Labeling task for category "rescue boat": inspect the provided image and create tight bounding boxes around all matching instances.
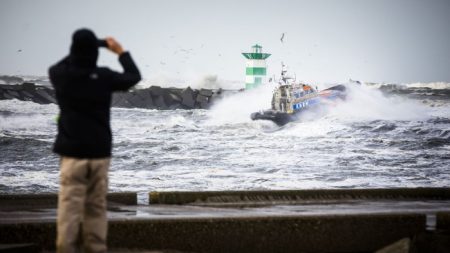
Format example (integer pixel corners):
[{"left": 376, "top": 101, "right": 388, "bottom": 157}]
[{"left": 250, "top": 66, "right": 346, "bottom": 126}]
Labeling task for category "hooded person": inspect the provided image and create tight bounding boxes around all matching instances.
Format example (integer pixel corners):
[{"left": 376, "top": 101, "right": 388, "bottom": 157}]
[
  {"left": 49, "top": 28, "right": 141, "bottom": 253},
  {"left": 69, "top": 29, "right": 99, "bottom": 69}
]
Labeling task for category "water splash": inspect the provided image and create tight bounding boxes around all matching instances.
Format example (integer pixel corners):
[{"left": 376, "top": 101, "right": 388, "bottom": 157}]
[
  {"left": 206, "top": 83, "right": 276, "bottom": 125},
  {"left": 327, "top": 84, "right": 429, "bottom": 121}
]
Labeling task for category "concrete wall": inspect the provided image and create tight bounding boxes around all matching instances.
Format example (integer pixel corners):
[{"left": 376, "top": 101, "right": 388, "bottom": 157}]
[
  {"left": 1, "top": 190, "right": 450, "bottom": 252},
  {"left": 0, "top": 192, "right": 137, "bottom": 206},
  {"left": 0, "top": 214, "right": 426, "bottom": 253},
  {"left": 149, "top": 188, "right": 450, "bottom": 205}
]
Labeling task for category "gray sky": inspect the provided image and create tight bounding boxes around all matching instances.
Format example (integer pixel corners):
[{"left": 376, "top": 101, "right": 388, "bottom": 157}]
[{"left": 1, "top": 0, "right": 449, "bottom": 84}]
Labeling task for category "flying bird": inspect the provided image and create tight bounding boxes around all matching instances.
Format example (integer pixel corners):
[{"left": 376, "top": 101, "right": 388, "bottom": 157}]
[{"left": 280, "top": 33, "right": 285, "bottom": 43}]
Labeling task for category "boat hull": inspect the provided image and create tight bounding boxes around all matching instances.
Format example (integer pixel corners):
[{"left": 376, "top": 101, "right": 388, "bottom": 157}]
[
  {"left": 251, "top": 85, "right": 346, "bottom": 126},
  {"left": 251, "top": 110, "right": 295, "bottom": 126}
]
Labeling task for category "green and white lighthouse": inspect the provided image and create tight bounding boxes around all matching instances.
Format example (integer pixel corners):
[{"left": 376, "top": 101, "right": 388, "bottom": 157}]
[{"left": 242, "top": 44, "right": 271, "bottom": 90}]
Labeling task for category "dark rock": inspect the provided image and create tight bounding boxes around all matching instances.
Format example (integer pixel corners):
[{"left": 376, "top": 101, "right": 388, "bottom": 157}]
[
  {"left": 182, "top": 98, "right": 195, "bottom": 109},
  {"left": 128, "top": 93, "right": 148, "bottom": 108},
  {"left": 200, "top": 101, "right": 210, "bottom": 109},
  {"left": 196, "top": 94, "right": 209, "bottom": 103},
  {"left": 21, "top": 91, "right": 34, "bottom": 101},
  {"left": 1, "top": 85, "right": 21, "bottom": 91},
  {"left": 111, "top": 92, "right": 131, "bottom": 108},
  {"left": 0, "top": 83, "right": 230, "bottom": 110},
  {"left": 181, "top": 87, "right": 195, "bottom": 108},
  {"left": 199, "top": 88, "right": 213, "bottom": 97},
  {"left": 210, "top": 88, "right": 225, "bottom": 104},
  {"left": 181, "top": 87, "right": 194, "bottom": 98},
  {"left": 143, "top": 95, "right": 155, "bottom": 109},
  {"left": 196, "top": 95, "right": 210, "bottom": 109},
  {"left": 134, "top": 89, "right": 150, "bottom": 98},
  {"left": 22, "top": 82, "right": 36, "bottom": 92},
  {"left": 135, "top": 90, "right": 154, "bottom": 109},
  {"left": 111, "top": 93, "right": 126, "bottom": 106},
  {"left": 154, "top": 95, "right": 168, "bottom": 109},
  {"left": 150, "top": 86, "right": 164, "bottom": 96},
  {"left": 113, "top": 91, "right": 153, "bottom": 109},
  {"left": 34, "top": 88, "right": 56, "bottom": 104},
  {"left": 114, "top": 94, "right": 134, "bottom": 108},
  {"left": 6, "top": 90, "right": 20, "bottom": 98},
  {"left": 3, "top": 92, "right": 14, "bottom": 99},
  {"left": 169, "top": 103, "right": 182, "bottom": 110},
  {"left": 164, "top": 92, "right": 182, "bottom": 105},
  {"left": 46, "top": 88, "right": 55, "bottom": 97}
]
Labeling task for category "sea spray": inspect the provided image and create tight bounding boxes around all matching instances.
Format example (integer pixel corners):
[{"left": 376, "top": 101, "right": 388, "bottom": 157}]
[
  {"left": 207, "top": 82, "right": 276, "bottom": 125},
  {"left": 0, "top": 99, "right": 57, "bottom": 138},
  {"left": 326, "top": 83, "right": 429, "bottom": 122}
]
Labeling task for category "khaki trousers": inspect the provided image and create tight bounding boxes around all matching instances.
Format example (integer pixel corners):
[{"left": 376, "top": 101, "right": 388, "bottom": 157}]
[{"left": 56, "top": 156, "right": 110, "bottom": 253}]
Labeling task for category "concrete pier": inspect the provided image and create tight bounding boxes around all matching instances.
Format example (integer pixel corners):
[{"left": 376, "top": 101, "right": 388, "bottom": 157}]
[
  {"left": 149, "top": 188, "right": 450, "bottom": 205},
  {"left": 1, "top": 188, "right": 450, "bottom": 253}
]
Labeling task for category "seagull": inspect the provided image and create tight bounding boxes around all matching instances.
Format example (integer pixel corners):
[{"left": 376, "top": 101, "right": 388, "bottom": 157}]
[
  {"left": 280, "top": 33, "right": 285, "bottom": 43},
  {"left": 17, "top": 49, "right": 22, "bottom": 52}
]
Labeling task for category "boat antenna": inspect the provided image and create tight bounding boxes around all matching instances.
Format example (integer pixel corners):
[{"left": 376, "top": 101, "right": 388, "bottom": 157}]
[{"left": 281, "top": 62, "right": 288, "bottom": 84}]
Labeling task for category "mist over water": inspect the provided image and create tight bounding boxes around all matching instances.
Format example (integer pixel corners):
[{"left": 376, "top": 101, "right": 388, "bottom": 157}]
[
  {"left": 1, "top": 82, "right": 449, "bottom": 195},
  {"left": 208, "top": 83, "right": 276, "bottom": 125}
]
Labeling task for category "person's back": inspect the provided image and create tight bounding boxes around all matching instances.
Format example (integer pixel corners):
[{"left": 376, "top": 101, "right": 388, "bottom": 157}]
[
  {"left": 50, "top": 29, "right": 140, "bottom": 158},
  {"left": 49, "top": 28, "right": 141, "bottom": 253}
]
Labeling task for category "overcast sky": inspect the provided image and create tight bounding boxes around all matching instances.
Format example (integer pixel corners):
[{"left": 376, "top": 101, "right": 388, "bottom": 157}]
[{"left": 1, "top": 0, "right": 449, "bottom": 84}]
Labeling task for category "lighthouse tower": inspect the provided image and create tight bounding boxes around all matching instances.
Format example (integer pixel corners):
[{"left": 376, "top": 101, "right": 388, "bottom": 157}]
[{"left": 242, "top": 44, "right": 271, "bottom": 90}]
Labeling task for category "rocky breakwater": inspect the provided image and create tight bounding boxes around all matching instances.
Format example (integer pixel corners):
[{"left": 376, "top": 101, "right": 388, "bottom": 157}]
[
  {"left": 0, "top": 82, "right": 234, "bottom": 109},
  {"left": 0, "top": 82, "right": 56, "bottom": 104},
  {"left": 112, "top": 85, "right": 230, "bottom": 110}
]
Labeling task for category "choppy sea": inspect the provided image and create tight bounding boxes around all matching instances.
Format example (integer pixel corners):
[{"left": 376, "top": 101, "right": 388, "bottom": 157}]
[{"left": 1, "top": 81, "right": 449, "bottom": 196}]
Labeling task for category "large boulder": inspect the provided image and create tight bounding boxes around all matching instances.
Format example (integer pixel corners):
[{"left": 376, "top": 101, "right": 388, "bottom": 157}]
[
  {"left": 22, "top": 82, "right": 36, "bottom": 92},
  {"left": 164, "top": 91, "right": 181, "bottom": 104},
  {"left": 34, "top": 88, "right": 55, "bottom": 104},
  {"left": 154, "top": 95, "right": 168, "bottom": 109},
  {"left": 112, "top": 92, "right": 134, "bottom": 108},
  {"left": 196, "top": 94, "right": 210, "bottom": 109},
  {"left": 199, "top": 88, "right": 213, "bottom": 97},
  {"left": 128, "top": 93, "right": 148, "bottom": 108},
  {"left": 135, "top": 89, "right": 154, "bottom": 109},
  {"left": 149, "top": 86, "right": 164, "bottom": 96},
  {"left": 181, "top": 87, "right": 196, "bottom": 109}
]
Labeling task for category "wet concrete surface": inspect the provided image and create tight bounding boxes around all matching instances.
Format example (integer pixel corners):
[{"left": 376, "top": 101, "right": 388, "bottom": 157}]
[
  {"left": 1, "top": 199, "right": 449, "bottom": 230},
  {"left": 1, "top": 190, "right": 450, "bottom": 253}
]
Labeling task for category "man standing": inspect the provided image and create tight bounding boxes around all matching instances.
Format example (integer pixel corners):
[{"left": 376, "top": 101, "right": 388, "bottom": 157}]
[{"left": 49, "top": 28, "right": 141, "bottom": 253}]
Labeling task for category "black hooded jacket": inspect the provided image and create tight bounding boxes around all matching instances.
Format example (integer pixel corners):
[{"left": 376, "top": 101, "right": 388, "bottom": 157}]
[{"left": 49, "top": 29, "right": 141, "bottom": 158}]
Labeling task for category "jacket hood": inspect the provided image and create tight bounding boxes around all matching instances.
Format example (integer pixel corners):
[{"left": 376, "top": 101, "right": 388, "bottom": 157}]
[{"left": 69, "top": 29, "right": 99, "bottom": 69}]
